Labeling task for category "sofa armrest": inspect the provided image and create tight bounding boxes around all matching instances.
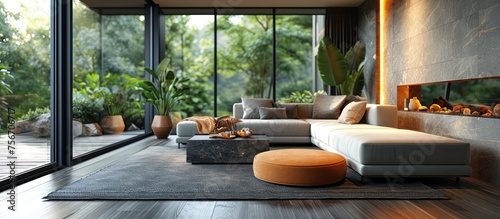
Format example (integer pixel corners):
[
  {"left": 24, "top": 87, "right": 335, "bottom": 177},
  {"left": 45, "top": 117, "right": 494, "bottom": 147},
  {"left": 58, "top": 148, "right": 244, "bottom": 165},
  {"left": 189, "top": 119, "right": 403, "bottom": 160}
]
[
  {"left": 365, "top": 104, "right": 398, "bottom": 128},
  {"left": 233, "top": 103, "right": 244, "bottom": 119}
]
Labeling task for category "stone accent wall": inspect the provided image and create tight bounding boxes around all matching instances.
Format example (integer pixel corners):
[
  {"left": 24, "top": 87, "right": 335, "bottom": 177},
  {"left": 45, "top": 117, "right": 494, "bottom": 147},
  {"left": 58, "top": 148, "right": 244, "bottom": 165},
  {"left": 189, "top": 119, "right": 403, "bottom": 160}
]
[
  {"left": 359, "top": 0, "right": 500, "bottom": 187},
  {"left": 358, "top": 0, "right": 377, "bottom": 103}
]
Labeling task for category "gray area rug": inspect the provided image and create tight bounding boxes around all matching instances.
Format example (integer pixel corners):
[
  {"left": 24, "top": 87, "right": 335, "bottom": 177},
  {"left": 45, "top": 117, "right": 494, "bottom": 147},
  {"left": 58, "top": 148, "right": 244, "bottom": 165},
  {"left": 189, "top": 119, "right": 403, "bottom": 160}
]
[{"left": 45, "top": 145, "right": 448, "bottom": 200}]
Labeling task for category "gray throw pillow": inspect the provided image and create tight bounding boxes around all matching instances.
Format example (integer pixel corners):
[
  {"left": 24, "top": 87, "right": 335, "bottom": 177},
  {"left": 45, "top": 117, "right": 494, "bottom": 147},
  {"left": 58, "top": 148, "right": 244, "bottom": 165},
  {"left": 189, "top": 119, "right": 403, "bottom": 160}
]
[
  {"left": 312, "top": 95, "right": 347, "bottom": 119},
  {"left": 258, "top": 107, "right": 288, "bottom": 119},
  {"left": 274, "top": 103, "right": 299, "bottom": 119},
  {"left": 241, "top": 97, "right": 274, "bottom": 119}
]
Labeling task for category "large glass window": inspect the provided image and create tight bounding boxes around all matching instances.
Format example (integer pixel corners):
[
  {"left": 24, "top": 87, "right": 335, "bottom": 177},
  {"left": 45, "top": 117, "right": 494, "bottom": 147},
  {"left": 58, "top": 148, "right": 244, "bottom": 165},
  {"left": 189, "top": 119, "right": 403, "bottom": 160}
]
[
  {"left": 165, "top": 15, "right": 214, "bottom": 117},
  {"left": 217, "top": 15, "right": 274, "bottom": 116},
  {"left": 276, "top": 15, "right": 314, "bottom": 102},
  {"left": 0, "top": 0, "right": 51, "bottom": 179},
  {"left": 162, "top": 10, "right": 323, "bottom": 117},
  {"left": 0, "top": 4, "right": 326, "bottom": 181},
  {"left": 72, "top": 0, "right": 145, "bottom": 157}
]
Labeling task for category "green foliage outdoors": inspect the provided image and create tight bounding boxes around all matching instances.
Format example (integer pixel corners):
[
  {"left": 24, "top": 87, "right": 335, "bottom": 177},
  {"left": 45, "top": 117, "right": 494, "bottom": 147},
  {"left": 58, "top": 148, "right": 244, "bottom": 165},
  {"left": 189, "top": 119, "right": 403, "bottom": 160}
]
[
  {"left": 123, "top": 107, "right": 145, "bottom": 129},
  {"left": 164, "top": 15, "right": 313, "bottom": 116},
  {"left": 0, "top": 1, "right": 51, "bottom": 134},
  {"left": 1, "top": 1, "right": 51, "bottom": 123},
  {"left": 216, "top": 15, "right": 313, "bottom": 99},
  {"left": 18, "top": 107, "right": 50, "bottom": 121},
  {"left": 5, "top": 0, "right": 496, "bottom": 138},
  {"left": 2, "top": 2, "right": 318, "bottom": 127},
  {"left": 72, "top": 1, "right": 145, "bottom": 124},
  {"left": 279, "top": 90, "right": 325, "bottom": 103},
  {"left": 164, "top": 16, "right": 214, "bottom": 116},
  {"left": 2, "top": 94, "right": 47, "bottom": 119},
  {"left": 73, "top": 93, "right": 102, "bottom": 123},
  {"left": 0, "top": 65, "right": 13, "bottom": 96},
  {"left": 0, "top": 65, "right": 13, "bottom": 128},
  {"left": 175, "top": 71, "right": 213, "bottom": 117},
  {"left": 277, "top": 80, "right": 313, "bottom": 101}
]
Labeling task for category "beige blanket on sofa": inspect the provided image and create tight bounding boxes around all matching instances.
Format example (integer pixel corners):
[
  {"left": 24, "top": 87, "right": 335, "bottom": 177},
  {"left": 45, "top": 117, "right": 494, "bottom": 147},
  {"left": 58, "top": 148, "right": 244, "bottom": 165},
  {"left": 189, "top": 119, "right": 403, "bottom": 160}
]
[
  {"left": 183, "top": 116, "right": 216, "bottom": 134},
  {"left": 184, "top": 116, "right": 242, "bottom": 134}
]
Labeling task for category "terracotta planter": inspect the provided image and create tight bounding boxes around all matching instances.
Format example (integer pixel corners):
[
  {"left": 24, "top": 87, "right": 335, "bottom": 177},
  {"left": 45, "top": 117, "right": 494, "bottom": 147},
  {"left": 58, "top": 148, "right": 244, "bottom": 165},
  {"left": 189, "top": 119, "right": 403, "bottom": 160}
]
[
  {"left": 100, "top": 115, "right": 125, "bottom": 134},
  {"left": 151, "top": 115, "right": 173, "bottom": 139}
]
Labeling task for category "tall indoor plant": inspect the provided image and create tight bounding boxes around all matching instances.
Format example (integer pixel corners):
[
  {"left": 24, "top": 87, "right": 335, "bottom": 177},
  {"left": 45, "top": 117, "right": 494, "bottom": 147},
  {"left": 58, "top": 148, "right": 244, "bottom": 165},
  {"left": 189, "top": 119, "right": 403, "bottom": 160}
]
[
  {"left": 138, "top": 58, "right": 188, "bottom": 138},
  {"left": 316, "top": 37, "right": 366, "bottom": 95}
]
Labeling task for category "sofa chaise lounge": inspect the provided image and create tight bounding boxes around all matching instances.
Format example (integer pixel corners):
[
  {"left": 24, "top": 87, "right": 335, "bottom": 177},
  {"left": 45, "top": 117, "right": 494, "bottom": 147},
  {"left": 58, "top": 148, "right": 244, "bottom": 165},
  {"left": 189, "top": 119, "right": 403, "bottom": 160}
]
[{"left": 176, "top": 102, "right": 472, "bottom": 178}]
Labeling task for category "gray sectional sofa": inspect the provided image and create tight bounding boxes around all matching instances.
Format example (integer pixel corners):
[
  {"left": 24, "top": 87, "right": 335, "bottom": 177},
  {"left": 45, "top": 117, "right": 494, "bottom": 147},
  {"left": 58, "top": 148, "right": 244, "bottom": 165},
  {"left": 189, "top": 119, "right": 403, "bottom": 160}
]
[{"left": 176, "top": 103, "right": 472, "bottom": 178}]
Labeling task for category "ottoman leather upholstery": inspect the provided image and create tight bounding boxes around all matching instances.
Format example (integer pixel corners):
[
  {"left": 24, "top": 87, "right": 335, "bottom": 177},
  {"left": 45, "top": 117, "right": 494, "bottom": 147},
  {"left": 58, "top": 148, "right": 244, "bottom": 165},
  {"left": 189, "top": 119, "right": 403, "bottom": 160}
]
[{"left": 253, "top": 149, "right": 346, "bottom": 186}]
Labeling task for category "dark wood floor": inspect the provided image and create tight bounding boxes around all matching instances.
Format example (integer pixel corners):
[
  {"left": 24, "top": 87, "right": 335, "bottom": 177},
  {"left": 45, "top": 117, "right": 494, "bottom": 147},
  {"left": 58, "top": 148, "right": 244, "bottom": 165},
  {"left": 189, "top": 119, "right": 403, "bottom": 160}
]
[
  {"left": 0, "top": 131, "right": 143, "bottom": 179},
  {"left": 1, "top": 136, "right": 499, "bottom": 219}
]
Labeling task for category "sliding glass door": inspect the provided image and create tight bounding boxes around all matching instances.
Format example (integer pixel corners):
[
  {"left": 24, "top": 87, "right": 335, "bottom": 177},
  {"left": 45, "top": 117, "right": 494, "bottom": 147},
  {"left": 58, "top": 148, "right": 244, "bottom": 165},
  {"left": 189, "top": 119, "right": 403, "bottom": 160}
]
[
  {"left": 72, "top": 0, "right": 145, "bottom": 157},
  {"left": 0, "top": 0, "right": 52, "bottom": 180}
]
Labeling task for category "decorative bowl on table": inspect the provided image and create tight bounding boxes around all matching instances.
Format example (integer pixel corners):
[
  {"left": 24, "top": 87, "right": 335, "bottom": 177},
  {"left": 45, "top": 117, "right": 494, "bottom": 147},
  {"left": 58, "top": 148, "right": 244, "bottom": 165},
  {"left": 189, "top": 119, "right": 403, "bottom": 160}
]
[
  {"left": 236, "top": 128, "right": 253, "bottom": 138},
  {"left": 209, "top": 131, "right": 236, "bottom": 139}
]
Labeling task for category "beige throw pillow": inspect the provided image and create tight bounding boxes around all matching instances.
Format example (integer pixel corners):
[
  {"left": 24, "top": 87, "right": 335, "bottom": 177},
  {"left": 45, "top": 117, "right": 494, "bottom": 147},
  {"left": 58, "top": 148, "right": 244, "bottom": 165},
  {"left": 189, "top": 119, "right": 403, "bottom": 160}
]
[
  {"left": 338, "top": 101, "right": 367, "bottom": 124},
  {"left": 312, "top": 95, "right": 347, "bottom": 119},
  {"left": 241, "top": 97, "right": 274, "bottom": 119}
]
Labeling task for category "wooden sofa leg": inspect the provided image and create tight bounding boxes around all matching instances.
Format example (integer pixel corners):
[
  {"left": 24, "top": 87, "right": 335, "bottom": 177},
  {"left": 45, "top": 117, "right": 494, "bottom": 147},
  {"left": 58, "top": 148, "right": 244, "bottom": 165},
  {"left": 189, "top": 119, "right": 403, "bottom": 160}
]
[{"left": 178, "top": 143, "right": 180, "bottom": 149}]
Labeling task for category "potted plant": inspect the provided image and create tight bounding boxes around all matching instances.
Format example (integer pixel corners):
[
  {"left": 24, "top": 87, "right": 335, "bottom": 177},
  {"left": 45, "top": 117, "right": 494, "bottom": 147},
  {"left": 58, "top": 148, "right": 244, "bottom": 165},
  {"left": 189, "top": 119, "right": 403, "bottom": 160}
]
[
  {"left": 316, "top": 37, "right": 366, "bottom": 95},
  {"left": 100, "top": 88, "right": 126, "bottom": 134},
  {"left": 138, "top": 58, "right": 188, "bottom": 138}
]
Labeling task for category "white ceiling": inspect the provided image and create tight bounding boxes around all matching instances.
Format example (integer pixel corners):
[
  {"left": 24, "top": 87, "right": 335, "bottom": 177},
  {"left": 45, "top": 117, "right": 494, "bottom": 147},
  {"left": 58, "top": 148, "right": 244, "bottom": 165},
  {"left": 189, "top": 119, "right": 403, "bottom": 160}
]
[{"left": 81, "top": 0, "right": 366, "bottom": 8}]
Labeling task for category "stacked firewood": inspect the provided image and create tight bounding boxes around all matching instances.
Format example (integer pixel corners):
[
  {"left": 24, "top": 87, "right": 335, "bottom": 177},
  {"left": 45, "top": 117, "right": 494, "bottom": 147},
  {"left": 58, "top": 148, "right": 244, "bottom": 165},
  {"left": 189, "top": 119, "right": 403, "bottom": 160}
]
[{"left": 426, "top": 96, "right": 499, "bottom": 117}]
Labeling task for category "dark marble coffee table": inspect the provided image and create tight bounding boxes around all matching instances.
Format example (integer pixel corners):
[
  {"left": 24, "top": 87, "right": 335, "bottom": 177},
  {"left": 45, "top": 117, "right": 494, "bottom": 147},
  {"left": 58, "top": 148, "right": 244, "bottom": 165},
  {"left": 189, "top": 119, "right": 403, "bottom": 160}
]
[{"left": 186, "top": 135, "right": 270, "bottom": 164}]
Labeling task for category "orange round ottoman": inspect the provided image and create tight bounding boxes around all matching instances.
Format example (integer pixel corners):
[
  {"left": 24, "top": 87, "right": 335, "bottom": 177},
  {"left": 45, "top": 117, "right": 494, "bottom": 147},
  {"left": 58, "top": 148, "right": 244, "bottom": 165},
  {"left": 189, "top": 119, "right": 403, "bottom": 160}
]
[{"left": 253, "top": 149, "right": 346, "bottom": 186}]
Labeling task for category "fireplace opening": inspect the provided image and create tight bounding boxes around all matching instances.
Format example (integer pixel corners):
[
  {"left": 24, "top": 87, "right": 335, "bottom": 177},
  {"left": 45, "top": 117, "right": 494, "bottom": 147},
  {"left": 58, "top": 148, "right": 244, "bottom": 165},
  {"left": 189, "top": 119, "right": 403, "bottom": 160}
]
[{"left": 397, "top": 77, "right": 500, "bottom": 118}]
